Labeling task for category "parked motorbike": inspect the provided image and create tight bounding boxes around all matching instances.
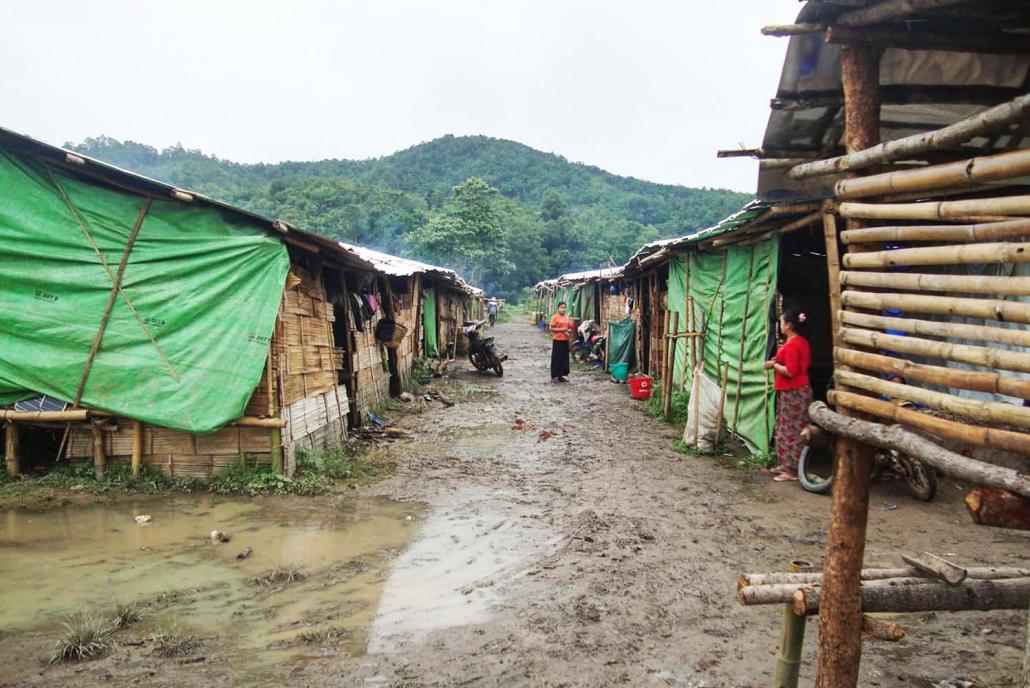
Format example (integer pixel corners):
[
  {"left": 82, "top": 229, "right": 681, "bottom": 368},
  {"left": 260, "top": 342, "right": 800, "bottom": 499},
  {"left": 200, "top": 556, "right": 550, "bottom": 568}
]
[
  {"left": 797, "top": 429, "right": 938, "bottom": 501},
  {"left": 463, "top": 320, "right": 506, "bottom": 377},
  {"left": 573, "top": 320, "right": 606, "bottom": 366}
]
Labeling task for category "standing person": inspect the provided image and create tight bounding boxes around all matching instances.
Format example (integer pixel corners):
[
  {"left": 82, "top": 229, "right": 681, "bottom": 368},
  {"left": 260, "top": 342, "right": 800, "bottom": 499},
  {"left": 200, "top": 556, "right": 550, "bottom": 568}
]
[
  {"left": 764, "top": 309, "right": 812, "bottom": 482},
  {"left": 487, "top": 298, "right": 499, "bottom": 327},
  {"left": 549, "top": 301, "right": 574, "bottom": 383}
]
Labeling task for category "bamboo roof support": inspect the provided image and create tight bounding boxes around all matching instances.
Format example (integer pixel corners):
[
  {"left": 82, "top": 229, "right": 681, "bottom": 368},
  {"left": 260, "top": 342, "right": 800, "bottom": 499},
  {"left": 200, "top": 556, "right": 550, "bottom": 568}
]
[
  {"left": 836, "top": 148, "right": 1030, "bottom": 200},
  {"left": 835, "top": 0, "right": 970, "bottom": 27},
  {"left": 0, "top": 409, "right": 91, "bottom": 422},
  {"left": 829, "top": 390, "right": 1030, "bottom": 455},
  {"left": 841, "top": 326, "right": 1030, "bottom": 373},
  {"left": 835, "top": 348, "right": 1030, "bottom": 399},
  {"left": 840, "top": 310, "right": 1030, "bottom": 348},
  {"left": 790, "top": 92, "right": 1030, "bottom": 179},
  {"left": 834, "top": 369, "right": 1030, "bottom": 429},
  {"left": 843, "top": 241, "right": 1030, "bottom": 269},
  {"left": 825, "top": 25, "right": 1030, "bottom": 56},
  {"left": 841, "top": 219, "right": 1030, "bottom": 244},
  {"left": 841, "top": 289, "right": 1030, "bottom": 325},
  {"left": 840, "top": 270, "right": 1030, "bottom": 296}
]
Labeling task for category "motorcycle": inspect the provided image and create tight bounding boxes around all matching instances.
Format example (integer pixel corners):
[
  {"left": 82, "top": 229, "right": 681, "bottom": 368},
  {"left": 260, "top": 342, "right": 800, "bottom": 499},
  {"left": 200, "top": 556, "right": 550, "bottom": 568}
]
[
  {"left": 463, "top": 320, "right": 507, "bottom": 377},
  {"left": 572, "top": 320, "right": 606, "bottom": 366},
  {"left": 797, "top": 427, "right": 938, "bottom": 501}
]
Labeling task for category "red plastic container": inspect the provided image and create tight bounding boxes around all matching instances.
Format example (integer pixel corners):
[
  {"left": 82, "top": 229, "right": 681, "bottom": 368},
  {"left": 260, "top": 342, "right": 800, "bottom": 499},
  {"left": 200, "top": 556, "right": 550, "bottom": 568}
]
[{"left": 628, "top": 375, "right": 653, "bottom": 400}]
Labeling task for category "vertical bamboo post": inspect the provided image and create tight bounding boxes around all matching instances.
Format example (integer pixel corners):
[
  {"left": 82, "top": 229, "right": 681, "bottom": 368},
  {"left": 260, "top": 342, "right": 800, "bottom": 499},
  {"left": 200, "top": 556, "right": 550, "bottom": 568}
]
[
  {"left": 773, "top": 559, "right": 815, "bottom": 688},
  {"left": 92, "top": 423, "right": 106, "bottom": 481},
  {"left": 816, "top": 43, "right": 881, "bottom": 688},
  {"left": 4, "top": 422, "right": 19, "bottom": 477},
  {"left": 714, "top": 363, "right": 730, "bottom": 446},
  {"left": 266, "top": 346, "right": 284, "bottom": 474},
  {"left": 731, "top": 247, "right": 757, "bottom": 431},
  {"left": 663, "top": 311, "right": 679, "bottom": 420},
  {"left": 130, "top": 420, "right": 143, "bottom": 479},
  {"left": 661, "top": 307, "right": 671, "bottom": 388}
]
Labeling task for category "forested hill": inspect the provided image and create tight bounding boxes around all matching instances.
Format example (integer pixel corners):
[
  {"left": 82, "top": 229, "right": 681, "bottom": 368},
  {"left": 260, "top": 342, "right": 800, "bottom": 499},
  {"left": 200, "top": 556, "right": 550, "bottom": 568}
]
[{"left": 69, "top": 134, "right": 751, "bottom": 296}]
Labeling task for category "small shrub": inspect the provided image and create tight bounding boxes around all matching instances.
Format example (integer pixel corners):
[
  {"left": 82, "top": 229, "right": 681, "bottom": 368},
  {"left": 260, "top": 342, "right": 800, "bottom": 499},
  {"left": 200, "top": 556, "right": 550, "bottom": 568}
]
[
  {"left": 297, "top": 626, "right": 347, "bottom": 644},
  {"left": 49, "top": 612, "right": 113, "bottom": 664},
  {"left": 111, "top": 601, "right": 146, "bottom": 629},
  {"left": 644, "top": 382, "right": 690, "bottom": 425},
  {"left": 248, "top": 564, "right": 306, "bottom": 588},
  {"left": 150, "top": 625, "right": 201, "bottom": 658}
]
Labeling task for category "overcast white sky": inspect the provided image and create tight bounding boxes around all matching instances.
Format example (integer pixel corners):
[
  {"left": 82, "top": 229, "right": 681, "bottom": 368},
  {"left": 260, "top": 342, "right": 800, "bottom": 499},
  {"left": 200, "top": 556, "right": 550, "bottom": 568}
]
[{"left": 2, "top": 1, "right": 801, "bottom": 193}]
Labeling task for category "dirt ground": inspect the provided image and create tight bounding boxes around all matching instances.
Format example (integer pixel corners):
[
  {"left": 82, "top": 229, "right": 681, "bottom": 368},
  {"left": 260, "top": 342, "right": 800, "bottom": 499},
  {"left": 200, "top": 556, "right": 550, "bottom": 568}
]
[{"left": 2, "top": 320, "right": 1028, "bottom": 688}]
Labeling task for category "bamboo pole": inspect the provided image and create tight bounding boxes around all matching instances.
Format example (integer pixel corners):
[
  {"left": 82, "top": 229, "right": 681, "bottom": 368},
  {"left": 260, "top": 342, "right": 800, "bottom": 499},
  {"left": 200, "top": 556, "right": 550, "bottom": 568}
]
[
  {"left": 714, "top": 364, "right": 730, "bottom": 446},
  {"left": 744, "top": 578, "right": 948, "bottom": 606},
  {"left": 835, "top": 369, "right": 1030, "bottom": 430},
  {"left": 660, "top": 307, "right": 671, "bottom": 388},
  {"left": 663, "top": 311, "right": 679, "bottom": 420},
  {"left": 843, "top": 242, "right": 1030, "bottom": 269},
  {"left": 742, "top": 566, "right": 1030, "bottom": 589},
  {"left": 4, "top": 423, "right": 19, "bottom": 477},
  {"left": 842, "top": 290, "right": 1030, "bottom": 326},
  {"left": 822, "top": 212, "right": 844, "bottom": 347},
  {"left": 732, "top": 247, "right": 757, "bottom": 431},
  {"left": 841, "top": 325, "right": 1030, "bottom": 373},
  {"left": 841, "top": 219, "right": 1030, "bottom": 245},
  {"left": 840, "top": 196, "right": 1030, "bottom": 221},
  {"left": 836, "top": 0, "right": 968, "bottom": 27},
  {"left": 772, "top": 559, "right": 813, "bottom": 688},
  {"left": 92, "top": 423, "right": 106, "bottom": 481},
  {"left": 790, "top": 92, "right": 1030, "bottom": 179},
  {"left": 233, "top": 417, "right": 287, "bottom": 428},
  {"left": 829, "top": 390, "right": 1030, "bottom": 456},
  {"left": 0, "top": 409, "right": 91, "bottom": 422},
  {"left": 794, "top": 578, "right": 1030, "bottom": 616},
  {"left": 837, "top": 148, "right": 1030, "bottom": 199},
  {"left": 840, "top": 270, "right": 1030, "bottom": 296},
  {"left": 840, "top": 310, "right": 1030, "bottom": 349},
  {"left": 836, "top": 347, "right": 1030, "bottom": 399},
  {"left": 131, "top": 420, "right": 143, "bottom": 479},
  {"left": 816, "top": 43, "right": 880, "bottom": 688}
]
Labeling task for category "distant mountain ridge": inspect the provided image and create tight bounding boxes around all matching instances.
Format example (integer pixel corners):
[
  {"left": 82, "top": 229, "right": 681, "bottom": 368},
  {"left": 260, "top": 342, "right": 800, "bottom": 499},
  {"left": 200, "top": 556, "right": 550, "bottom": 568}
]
[{"left": 69, "top": 134, "right": 752, "bottom": 295}]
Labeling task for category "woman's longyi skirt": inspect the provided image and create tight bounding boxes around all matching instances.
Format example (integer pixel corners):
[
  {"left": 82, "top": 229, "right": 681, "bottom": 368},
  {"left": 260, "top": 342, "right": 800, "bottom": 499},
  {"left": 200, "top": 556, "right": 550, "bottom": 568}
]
[
  {"left": 774, "top": 384, "right": 813, "bottom": 471},
  {"left": 550, "top": 340, "right": 570, "bottom": 379}
]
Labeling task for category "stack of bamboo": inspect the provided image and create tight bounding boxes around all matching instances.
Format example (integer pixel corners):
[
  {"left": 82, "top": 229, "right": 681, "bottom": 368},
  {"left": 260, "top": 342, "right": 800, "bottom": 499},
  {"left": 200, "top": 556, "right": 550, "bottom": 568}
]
[{"left": 826, "top": 147, "right": 1030, "bottom": 457}]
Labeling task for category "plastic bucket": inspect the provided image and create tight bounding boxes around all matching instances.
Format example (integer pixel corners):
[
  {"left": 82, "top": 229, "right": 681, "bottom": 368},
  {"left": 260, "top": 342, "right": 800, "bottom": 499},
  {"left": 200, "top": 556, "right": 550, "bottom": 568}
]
[
  {"left": 610, "top": 362, "right": 630, "bottom": 381},
  {"left": 628, "top": 375, "right": 653, "bottom": 400}
]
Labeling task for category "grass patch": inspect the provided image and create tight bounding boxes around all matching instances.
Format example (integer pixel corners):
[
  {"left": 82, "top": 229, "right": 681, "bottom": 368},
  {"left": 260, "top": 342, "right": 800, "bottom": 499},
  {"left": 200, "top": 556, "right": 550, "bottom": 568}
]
[
  {"left": 111, "top": 601, "right": 146, "bottom": 629},
  {"left": 49, "top": 612, "right": 113, "bottom": 665},
  {"left": 296, "top": 443, "right": 380, "bottom": 483},
  {"left": 674, "top": 440, "right": 731, "bottom": 457},
  {"left": 644, "top": 381, "right": 690, "bottom": 425},
  {"left": 248, "top": 564, "right": 307, "bottom": 588},
  {"left": 736, "top": 452, "right": 777, "bottom": 471},
  {"left": 150, "top": 625, "right": 202, "bottom": 658},
  {"left": 297, "top": 626, "right": 347, "bottom": 644}
]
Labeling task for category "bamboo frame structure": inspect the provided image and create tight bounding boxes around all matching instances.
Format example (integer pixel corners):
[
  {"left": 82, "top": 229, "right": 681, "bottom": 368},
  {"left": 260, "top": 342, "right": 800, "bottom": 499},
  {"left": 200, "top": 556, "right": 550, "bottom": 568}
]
[
  {"left": 841, "top": 219, "right": 1030, "bottom": 245},
  {"left": 840, "top": 326, "right": 1030, "bottom": 374},
  {"left": 840, "top": 310, "right": 1030, "bottom": 348},
  {"left": 840, "top": 196, "right": 1030, "bottom": 221},
  {"left": 841, "top": 290, "right": 1030, "bottom": 325},
  {"left": 840, "top": 270, "right": 1030, "bottom": 296},
  {"left": 843, "top": 242, "right": 1030, "bottom": 269}
]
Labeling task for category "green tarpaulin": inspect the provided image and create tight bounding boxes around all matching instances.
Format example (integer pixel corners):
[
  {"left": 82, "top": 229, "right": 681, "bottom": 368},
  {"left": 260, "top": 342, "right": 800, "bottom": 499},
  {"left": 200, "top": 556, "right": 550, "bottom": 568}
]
[
  {"left": 0, "top": 149, "right": 290, "bottom": 434},
  {"left": 666, "top": 238, "right": 778, "bottom": 453},
  {"left": 606, "top": 318, "right": 636, "bottom": 369},
  {"left": 576, "top": 283, "right": 597, "bottom": 322},
  {"left": 422, "top": 287, "right": 438, "bottom": 357}
]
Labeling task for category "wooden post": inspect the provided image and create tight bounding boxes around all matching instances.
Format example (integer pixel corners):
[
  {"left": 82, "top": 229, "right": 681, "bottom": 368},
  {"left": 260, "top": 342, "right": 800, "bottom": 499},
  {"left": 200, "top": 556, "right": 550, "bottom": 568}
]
[
  {"left": 4, "top": 422, "right": 19, "bottom": 477},
  {"left": 816, "top": 43, "right": 880, "bottom": 688},
  {"left": 773, "top": 559, "right": 814, "bottom": 688},
  {"left": 92, "top": 423, "right": 106, "bottom": 481},
  {"left": 130, "top": 420, "right": 143, "bottom": 479},
  {"left": 663, "top": 311, "right": 679, "bottom": 420}
]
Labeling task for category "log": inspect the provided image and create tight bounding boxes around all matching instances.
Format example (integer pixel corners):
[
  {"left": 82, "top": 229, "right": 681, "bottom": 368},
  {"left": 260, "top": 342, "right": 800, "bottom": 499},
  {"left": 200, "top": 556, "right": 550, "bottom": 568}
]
[
  {"left": 837, "top": 148, "right": 1030, "bottom": 199},
  {"left": 843, "top": 242, "right": 1030, "bottom": 270},
  {"left": 790, "top": 93, "right": 1030, "bottom": 179},
  {"left": 901, "top": 553, "right": 968, "bottom": 586},
  {"left": 840, "top": 270, "right": 1030, "bottom": 297},
  {"left": 835, "top": 348, "right": 1030, "bottom": 399},
  {"left": 966, "top": 488, "right": 1030, "bottom": 531},
  {"left": 841, "top": 219, "right": 1030, "bottom": 245},
  {"left": 794, "top": 578, "right": 1030, "bottom": 616},
  {"left": 809, "top": 401, "right": 1030, "bottom": 497},
  {"left": 839, "top": 196, "right": 1030, "bottom": 221},
  {"left": 841, "top": 290, "right": 1030, "bottom": 327},
  {"left": 862, "top": 615, "right": 905, "bottom": 641},
  {"left": 829, "top": 390, "right": 1030, "bottom": 457},
  {"left": 840, "top": 310, "right": 1030, "bottom": 349},
  {"left": 841, "top": 326, "right": 1030, "bottom": 374},
  {"left": 741, "top": 578, "right": 944, "bottom": 606},
  {"left": 740, "top": 566, "right": 1030, "bottom": 589}
]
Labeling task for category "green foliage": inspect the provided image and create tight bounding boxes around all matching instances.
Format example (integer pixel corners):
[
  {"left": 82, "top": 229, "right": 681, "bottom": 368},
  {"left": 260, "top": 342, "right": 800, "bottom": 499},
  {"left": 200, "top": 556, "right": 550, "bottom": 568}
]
[
  {"left": 69, "top": 135, "right": 752, "bottom": 298},
  {"left": 49, "top": 612, "right": 113, "bottom": 664},
  {"left": 295, "top": 444, "right": 378, "bottom": 482},
  {"left": 111, "top": 601, "right": 146, "bottom": 629},
  {"left": 208, "top": 458, "right": 330, "bottom": 496},
  {"left": 643, "top": 381, "right": 690, "bottom": 425},
  {"left": 737, "top": 451, "right": 777, "bottom": 470}
]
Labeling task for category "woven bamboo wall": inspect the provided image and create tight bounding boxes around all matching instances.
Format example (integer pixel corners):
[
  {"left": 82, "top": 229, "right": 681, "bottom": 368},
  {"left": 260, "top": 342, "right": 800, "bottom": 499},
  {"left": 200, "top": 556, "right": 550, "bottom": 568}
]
[
  {"left": 347, "top": 279, "right": 391, "bottom": 420},
  {"left": 390, "top": 275, "right": 420, "bottom": 391},
  {"left": 281, "top": 384, "right": 348, "bottom": 474},
  {"left": 277, "top": 266, "right": 337, "bottom": 407},
  {"left": 437, "top": 287, "right": 470, "bottom": 357}
]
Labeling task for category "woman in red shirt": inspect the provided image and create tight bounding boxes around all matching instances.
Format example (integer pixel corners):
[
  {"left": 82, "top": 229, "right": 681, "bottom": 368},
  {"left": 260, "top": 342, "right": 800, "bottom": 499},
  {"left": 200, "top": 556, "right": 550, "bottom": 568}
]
[
  {"left": 764, "top": 309, "right": 812, "bottom": 482},
  {"left": 549, "top": 301, "right": 574, "bottom": 383}
]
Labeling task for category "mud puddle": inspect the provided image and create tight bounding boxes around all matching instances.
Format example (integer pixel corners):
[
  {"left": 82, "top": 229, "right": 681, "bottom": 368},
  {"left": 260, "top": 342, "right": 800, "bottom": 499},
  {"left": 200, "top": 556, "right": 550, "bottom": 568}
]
[{"left": 0, "top": 495, "right": 424, "bottom": 670}]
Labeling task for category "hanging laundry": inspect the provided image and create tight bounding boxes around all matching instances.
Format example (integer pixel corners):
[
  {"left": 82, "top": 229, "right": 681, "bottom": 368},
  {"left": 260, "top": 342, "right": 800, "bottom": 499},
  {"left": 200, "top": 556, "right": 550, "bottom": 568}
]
[{"left": 350, "top": 293, "right": 365, "bottom": 331}]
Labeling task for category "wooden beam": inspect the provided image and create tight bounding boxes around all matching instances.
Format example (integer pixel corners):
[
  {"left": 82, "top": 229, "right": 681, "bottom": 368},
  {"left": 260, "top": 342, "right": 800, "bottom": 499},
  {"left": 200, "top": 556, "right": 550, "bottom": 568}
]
[
  {"left": 791, "top": 93, "right": 1030, "bottom": 179},
  {"left": 795, "top": 578, "right": 1030, "bottom": 616},
  {"left": 771, "top": 85, "right": 1028, "bottom": 112},
  {"left": 761, "top": 23, "right": 824, "bottom": 36},
  {"left": 717, "top": 148, "right": 826, "bottom": 160},
  {"left": 835, "top": 0, "right": 971, "bottom": 28},
  {"left": 826, "top": 24, "right": 1030, "bottom": 55}
]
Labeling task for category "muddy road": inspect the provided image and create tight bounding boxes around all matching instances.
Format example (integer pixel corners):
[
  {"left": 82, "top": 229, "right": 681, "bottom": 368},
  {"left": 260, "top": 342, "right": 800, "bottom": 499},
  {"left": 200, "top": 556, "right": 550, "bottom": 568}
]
[{"left": 2, "top": 321, "right": 1027, "bottom": 687}]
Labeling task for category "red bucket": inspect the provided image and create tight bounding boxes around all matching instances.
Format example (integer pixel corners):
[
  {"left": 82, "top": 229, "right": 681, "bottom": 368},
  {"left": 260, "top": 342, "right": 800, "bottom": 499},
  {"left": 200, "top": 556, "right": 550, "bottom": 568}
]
[{"left": 628, "top": 375, "right": 653, "bottom": 400}]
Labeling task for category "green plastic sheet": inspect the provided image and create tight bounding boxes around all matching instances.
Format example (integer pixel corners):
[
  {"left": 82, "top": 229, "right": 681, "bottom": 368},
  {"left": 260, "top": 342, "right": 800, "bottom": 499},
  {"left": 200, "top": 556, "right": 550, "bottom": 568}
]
[
  {"left": 666, "top": 239, "right": 778, "bottom": 453},
  {"left": 422, "top": 287, "right": 438, "bottom": 357},
  {"left": 577, "top": 283, "right": 597, "bottom": 322},
  {"left": 606, "top": 318, "right": 636, "bottom": 370},
  {"left": 0, "top": 149, "right": 290, "bottom": 434}
]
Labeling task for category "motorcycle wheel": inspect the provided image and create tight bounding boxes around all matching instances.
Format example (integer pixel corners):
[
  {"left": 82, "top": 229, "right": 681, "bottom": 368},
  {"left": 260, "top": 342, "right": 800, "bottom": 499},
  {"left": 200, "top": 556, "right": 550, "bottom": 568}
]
[
  {"left": 904, "top": 458, "right": 938, "bottom": 502},
  {"left": 798, "top": 443, "right": 834, "bottom": 494},
  {"left": 493, "top": 362, "right": 504, "bottom": 377},
  {"left": 470, "top": 352, "right": 488, "bottom": 371}
]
